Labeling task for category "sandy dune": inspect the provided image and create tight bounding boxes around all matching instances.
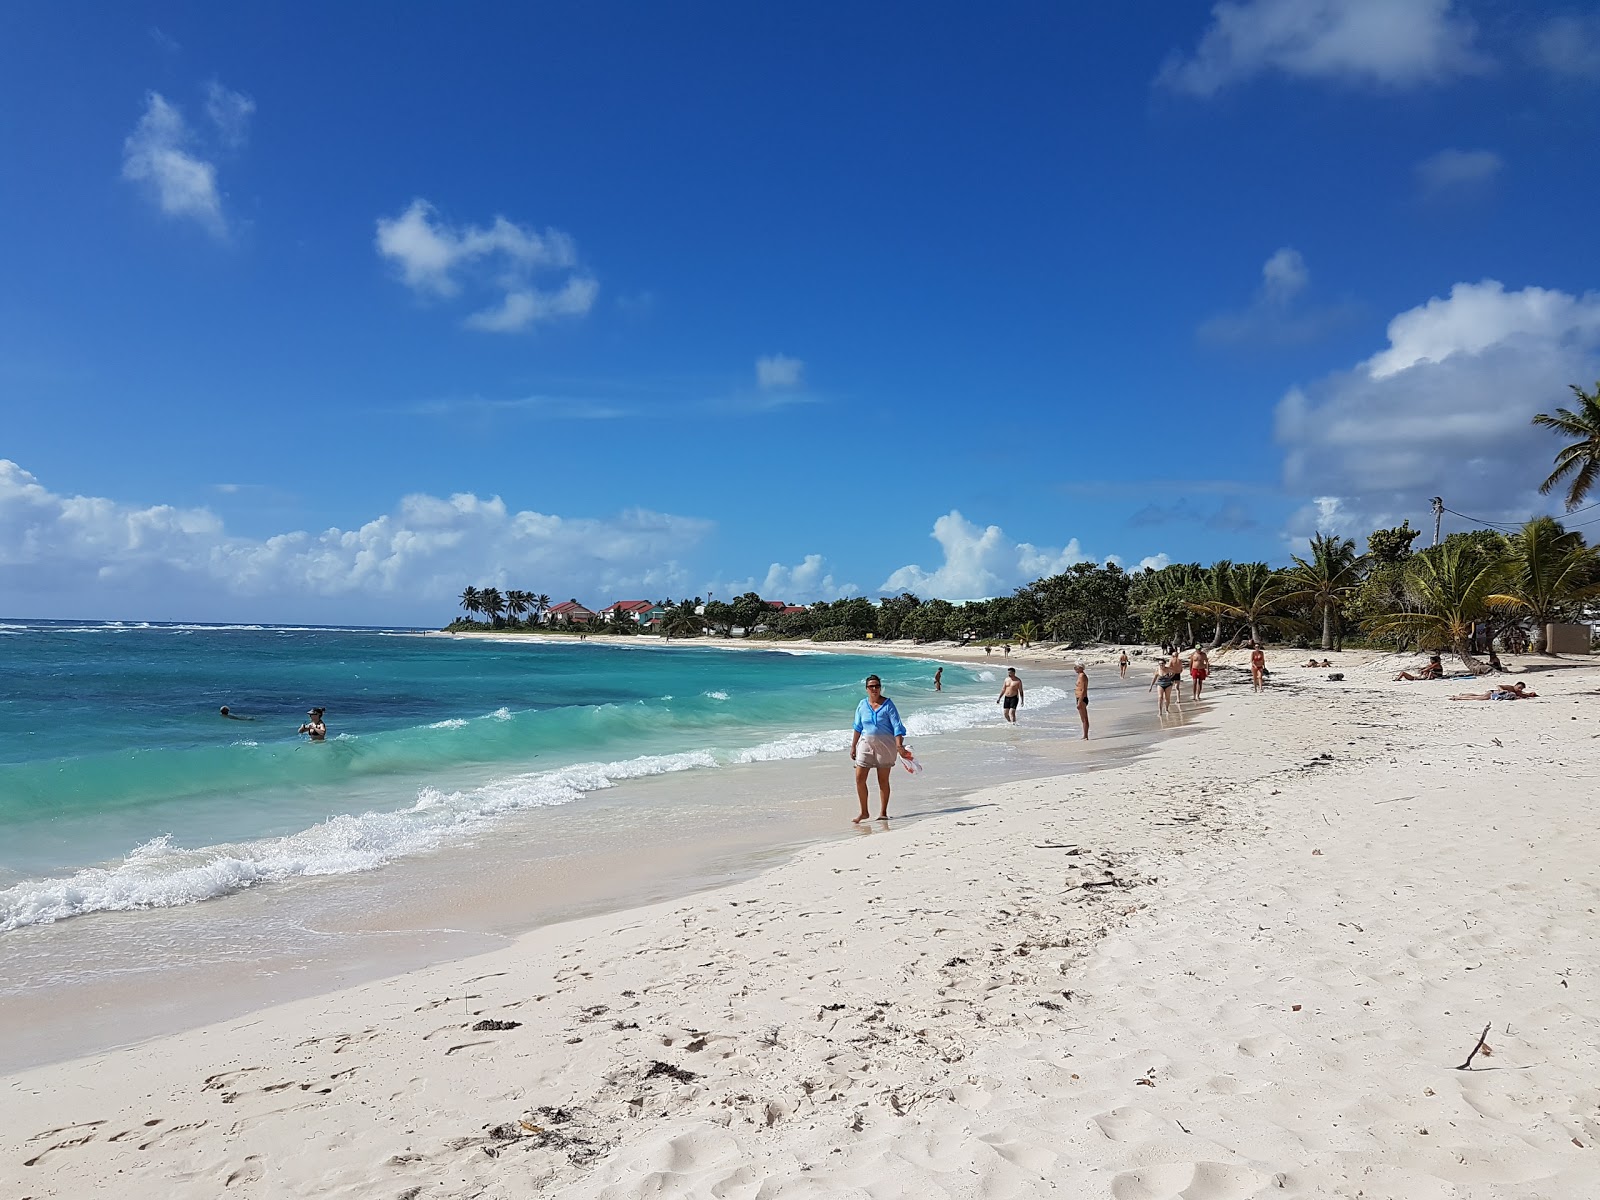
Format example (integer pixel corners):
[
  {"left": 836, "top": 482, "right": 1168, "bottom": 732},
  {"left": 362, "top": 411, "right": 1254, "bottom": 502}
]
[{"left": 5, "top": 651, "right": 1598, "bottom": 1198}]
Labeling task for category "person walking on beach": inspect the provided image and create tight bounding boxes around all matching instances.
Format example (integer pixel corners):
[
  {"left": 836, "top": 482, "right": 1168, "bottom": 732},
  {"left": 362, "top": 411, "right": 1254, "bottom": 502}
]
[
  {"left": 997, "top": 667, "right": 1024, "bottom": 722},
  {"left": 1118, "top": 651, "right": 1129, "bottom": 679},
  {"left": 849, "top": 675, "right": 911, "bottom": 823},
  {"left": 298, "top": 707, "right": 327, "bottom": 741},
  {"left": 1150, "top": 657, "right": 1180, "bottom": 715},
  {"left": 1188, "top": 645, "right": 1210, "bottom": 701},
  {"left": 933, "top": 667, "right": 943, "bottom": 692},
  {"left": 1075, "top": 663, "right": 1090, "bottom": 739},
  {"left": 1248, "top": 643, "right": 1267, "bottom": 692}
]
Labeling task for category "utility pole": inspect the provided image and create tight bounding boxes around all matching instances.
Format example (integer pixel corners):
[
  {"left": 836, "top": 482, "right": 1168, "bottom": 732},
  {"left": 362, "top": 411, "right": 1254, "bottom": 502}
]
[{"left": 1431, "top": 496, "right": 1443, "bottom": 546}]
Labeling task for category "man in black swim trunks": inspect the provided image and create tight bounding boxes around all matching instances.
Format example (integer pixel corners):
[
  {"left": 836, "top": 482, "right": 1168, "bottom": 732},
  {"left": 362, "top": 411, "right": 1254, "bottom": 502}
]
[{"left": 997, "top": 667, "right": 1024, "bottom": 722}]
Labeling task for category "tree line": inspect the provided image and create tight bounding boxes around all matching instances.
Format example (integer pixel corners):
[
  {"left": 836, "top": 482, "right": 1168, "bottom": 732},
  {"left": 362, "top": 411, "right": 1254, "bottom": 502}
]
[
  {"left": 444, "top": 381, "right": 1600, "bottom": 673},
  {"left": 443, "top": 515, "right": 1598, "bottom": 674}
]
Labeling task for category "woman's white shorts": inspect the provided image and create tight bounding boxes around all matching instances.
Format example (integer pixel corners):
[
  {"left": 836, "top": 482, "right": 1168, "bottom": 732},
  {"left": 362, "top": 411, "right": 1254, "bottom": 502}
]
[{"left": 854, "top": 737, "right": 899, "bottom": 768}]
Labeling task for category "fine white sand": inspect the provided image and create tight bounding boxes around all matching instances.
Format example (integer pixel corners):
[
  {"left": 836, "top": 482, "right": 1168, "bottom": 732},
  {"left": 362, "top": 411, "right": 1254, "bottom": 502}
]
[{"left": 5, "top": 650, "right": 1599, "bottom": 1198}]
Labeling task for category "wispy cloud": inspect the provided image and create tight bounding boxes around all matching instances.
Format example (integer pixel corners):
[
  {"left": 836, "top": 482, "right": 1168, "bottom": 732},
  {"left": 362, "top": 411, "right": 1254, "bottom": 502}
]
[
  {"left": 1158, "top": 0, "right": 1486, "bottom": 96},
  {"left": 375, "top": 199, "right": 597, "bottom": 333},
  {"left": 1415, "top": 147, "right": 1503, "bottom": 198},
  {"left": 756, "top": 354, "right": 804, "bottom": 390},
  {"left": 1198, "top": 247, "right": 1357, "bottom": 347},
  {"left": 121, "top": 92, "right": 227, "bottom": 237},
  {"left": 408, "top": 392, "right": 633, "bottom": 420},
  {"left": 203, "top": 81, "right": 256, "bottom": 149},
  {"left": 1530, "top": 13, "right": 1600, "bottom": 79}
]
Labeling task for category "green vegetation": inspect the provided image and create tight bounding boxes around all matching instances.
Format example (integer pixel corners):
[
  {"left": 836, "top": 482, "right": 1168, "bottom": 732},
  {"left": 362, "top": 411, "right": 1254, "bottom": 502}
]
[
  {"left": 439, "top": 384, "right": 1600, "bottom": 666},
  {"left": 441, "top": 520, "right": 1596, "bottom": 670}
]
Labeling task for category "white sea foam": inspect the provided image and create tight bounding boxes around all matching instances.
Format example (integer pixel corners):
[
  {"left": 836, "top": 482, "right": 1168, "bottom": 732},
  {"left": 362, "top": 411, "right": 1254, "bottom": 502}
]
[
  {"left": 706, "top": 690, "right": 730, "bottom": 700},
  {"left": 489, "top": 707, "right": 512, "bottom": 721},
  {"left": 427, "top": 719, "right": 468, "bottom": 730}
]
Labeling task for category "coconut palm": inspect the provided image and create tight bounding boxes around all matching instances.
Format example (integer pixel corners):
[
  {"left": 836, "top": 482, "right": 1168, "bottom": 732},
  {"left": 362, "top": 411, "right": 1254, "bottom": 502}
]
[
  {"left": 1279, "top": 533, "right": 1368, "bottom": 651},
  {"left": 479, "top": 587, "right": 506, "bottom": 627},
  {"left": 534, "top": 594, "right": 552, "bottom": 626},
  {"left": 1533, "top": 381, "right": 1600, "bottom": 510},
  {"left": 458, "top": 585, "right": 481, "bottom": 623},
  {"left": 1186, "top": 559, "right": 1235, "bottom": 649},
  {"left": 504, "top": 590, "right": 530, "bottom": 627},
  {"left": 1371, "top": 540, "right": 1512, "bottom": 674},
  {"left": 1492, "top": 517, "right": 1600, "bottom": 652},
  {"left": 1209, "top": 562, "right": 1283, "bottom": 647}
]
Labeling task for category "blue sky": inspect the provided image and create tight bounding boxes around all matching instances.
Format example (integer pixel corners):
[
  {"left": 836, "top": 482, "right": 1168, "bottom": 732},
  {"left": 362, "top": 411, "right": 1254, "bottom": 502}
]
[{"left": 3, "top": 1, "right": 1599, "bottom": 624}]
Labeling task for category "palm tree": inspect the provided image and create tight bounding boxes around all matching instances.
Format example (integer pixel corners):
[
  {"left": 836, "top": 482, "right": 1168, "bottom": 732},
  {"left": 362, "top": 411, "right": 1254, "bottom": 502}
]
[
  {"left": 479, "top": 587, "right": 506, "bottom": 627},
  {"left": 661, "top": 607, "right": 703, "bottom": 639},
  {"left": 504, "top": 590, "right": 530, "bottom": 627},
  {"left": 458, "top": 585, "right": 481, "bottom": 624},
  {"left": 1371, "top": 540, "right": 1511, "bottom": 674},
  {"left": 1279, "top": 533, "right": 1368, "bottom": 651},
  {"left": 1187, "top": 559, "right": 1235, "bottom": 649},
  {"left": 1533, "top": 381, "right": 1600, "bottom": 510},
  {"left": 1492, "top": 517, "right": 1600, "bottom": 653},
  {"left": 1016, "top": 620, "right": 1038, "bottom": 648},
  {"left": 534, "top": 594, "right": 552, "bottom": 626},
  {"left": 1210, "top": 562, "right": 1283, "bottom": 647}
]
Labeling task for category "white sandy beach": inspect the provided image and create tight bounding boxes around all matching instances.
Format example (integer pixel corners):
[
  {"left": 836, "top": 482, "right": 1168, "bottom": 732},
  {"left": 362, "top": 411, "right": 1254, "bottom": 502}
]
[{"left": 5, "top": 647, "right": 1599, "bottom": 1198}]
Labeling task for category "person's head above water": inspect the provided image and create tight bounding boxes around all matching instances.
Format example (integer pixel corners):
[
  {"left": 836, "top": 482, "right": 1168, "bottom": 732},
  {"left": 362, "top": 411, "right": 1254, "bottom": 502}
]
[
  {"left": 307, "top": 707, "right": 325, "bottom": 717},
  {"left": 219, "top": 706, "right": 229, "bottom": 716}
]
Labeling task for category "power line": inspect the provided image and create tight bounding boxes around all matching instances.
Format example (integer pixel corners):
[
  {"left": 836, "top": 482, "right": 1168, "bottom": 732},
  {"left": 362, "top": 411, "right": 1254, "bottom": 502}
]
[{"left": 1441, "top": 506, "right": 1523, "bottom": 532}]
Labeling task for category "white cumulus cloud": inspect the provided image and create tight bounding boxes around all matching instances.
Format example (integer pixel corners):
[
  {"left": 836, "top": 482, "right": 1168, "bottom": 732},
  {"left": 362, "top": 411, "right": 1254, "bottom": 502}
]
[
  {"left": 0, "top": 461, "right": 711, "bottom": 624},
  {"left": 121, "top": 92, "right": 227, "bottom": 237},
  {"left": 1158, "top": 0, "right": 1485, "bottom": 96},
  {"left": 1275, "top": 280, "right": 1600, "bottom": 536},
  {"left": 708, "top": 555, "right": 859, "bottom": 604},
  {"left": 375, "top": 199, "right": 596, "bottom": 333},
  {"left": 880, "top": 511, "right": 1096, "bottom": 600}
]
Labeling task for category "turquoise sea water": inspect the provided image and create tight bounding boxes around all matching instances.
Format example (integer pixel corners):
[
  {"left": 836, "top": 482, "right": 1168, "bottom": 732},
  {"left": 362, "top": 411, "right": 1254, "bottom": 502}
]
[{"left": 0, "top": 621, "right": 1064, "bottom": 934}]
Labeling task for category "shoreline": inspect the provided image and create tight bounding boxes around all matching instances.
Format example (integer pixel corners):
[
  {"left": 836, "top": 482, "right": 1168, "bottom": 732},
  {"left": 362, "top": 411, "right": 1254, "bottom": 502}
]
[
  {"left": 0, "top": 650, "right": 1142, "bottom": 1075},
  {"left": 6, "top": 650, "right": 1598, "bottom": 1196}
]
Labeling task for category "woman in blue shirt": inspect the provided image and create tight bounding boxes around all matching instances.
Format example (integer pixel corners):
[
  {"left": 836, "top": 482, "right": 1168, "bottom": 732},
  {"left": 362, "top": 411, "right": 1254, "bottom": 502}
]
[{"left": 849, "top": 674, "right": 910, "bottom": 823}]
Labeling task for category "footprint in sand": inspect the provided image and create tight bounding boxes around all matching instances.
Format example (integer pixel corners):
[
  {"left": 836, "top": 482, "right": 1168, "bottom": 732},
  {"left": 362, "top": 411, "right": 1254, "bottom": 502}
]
[
  {"left": 1092, "top": 1107, "right": 1165, "bottom": 1142},
  {"left": 1109, "top": 1161, "right": 1268, "bottom": 1200},
  {"left": 224, "top": 1154, "right": 264, "bottom": 1187},
  {"left": 1234, "top": 1033, "right": 1285, "bottom": 1058}
]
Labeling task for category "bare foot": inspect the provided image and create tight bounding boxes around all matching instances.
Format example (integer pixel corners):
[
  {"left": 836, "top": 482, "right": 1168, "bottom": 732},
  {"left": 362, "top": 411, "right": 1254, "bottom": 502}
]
[{"left": 853, "top": 813, "right": 870, "bottom": 825}]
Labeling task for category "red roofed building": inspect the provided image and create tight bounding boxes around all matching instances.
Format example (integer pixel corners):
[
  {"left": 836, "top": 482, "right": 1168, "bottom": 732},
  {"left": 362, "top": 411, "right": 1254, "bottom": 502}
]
[
  {"left": 545, "top": 599, "right": 595, "bottom": 626},
  {"left": 599, "top": 600, "right": 655, "bottom": 627}
]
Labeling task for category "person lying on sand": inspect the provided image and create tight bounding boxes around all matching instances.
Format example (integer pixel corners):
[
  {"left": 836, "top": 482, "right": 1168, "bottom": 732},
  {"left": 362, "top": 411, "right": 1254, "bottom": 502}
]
[
  {"left": 1449, "top": 682, "right": 1537, "bottom": 701},
  {"left": 1395, "top": 655, "right": 1444, "bottom": 681}
]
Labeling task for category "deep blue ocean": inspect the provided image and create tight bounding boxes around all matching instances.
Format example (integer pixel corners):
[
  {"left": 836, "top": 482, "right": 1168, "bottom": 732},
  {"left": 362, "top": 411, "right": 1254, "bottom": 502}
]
[{"left": 0, "top": 621, "right": 1061, "bottom": 933}]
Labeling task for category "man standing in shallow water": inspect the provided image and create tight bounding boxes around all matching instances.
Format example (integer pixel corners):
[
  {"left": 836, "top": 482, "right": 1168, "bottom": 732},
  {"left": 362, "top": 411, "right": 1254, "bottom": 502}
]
[
  {"left": 997, "top": 667, "right": 1024, "bottom": 722},
  {"left": 1074, "top": 663, "right": 1089, "bottom": 739}
]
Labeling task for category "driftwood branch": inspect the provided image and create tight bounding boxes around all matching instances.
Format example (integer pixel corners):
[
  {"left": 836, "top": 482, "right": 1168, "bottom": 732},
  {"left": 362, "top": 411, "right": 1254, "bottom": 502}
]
[{"left": 1455, "top": 1023, "right": 1492, "bottom": 1070}]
